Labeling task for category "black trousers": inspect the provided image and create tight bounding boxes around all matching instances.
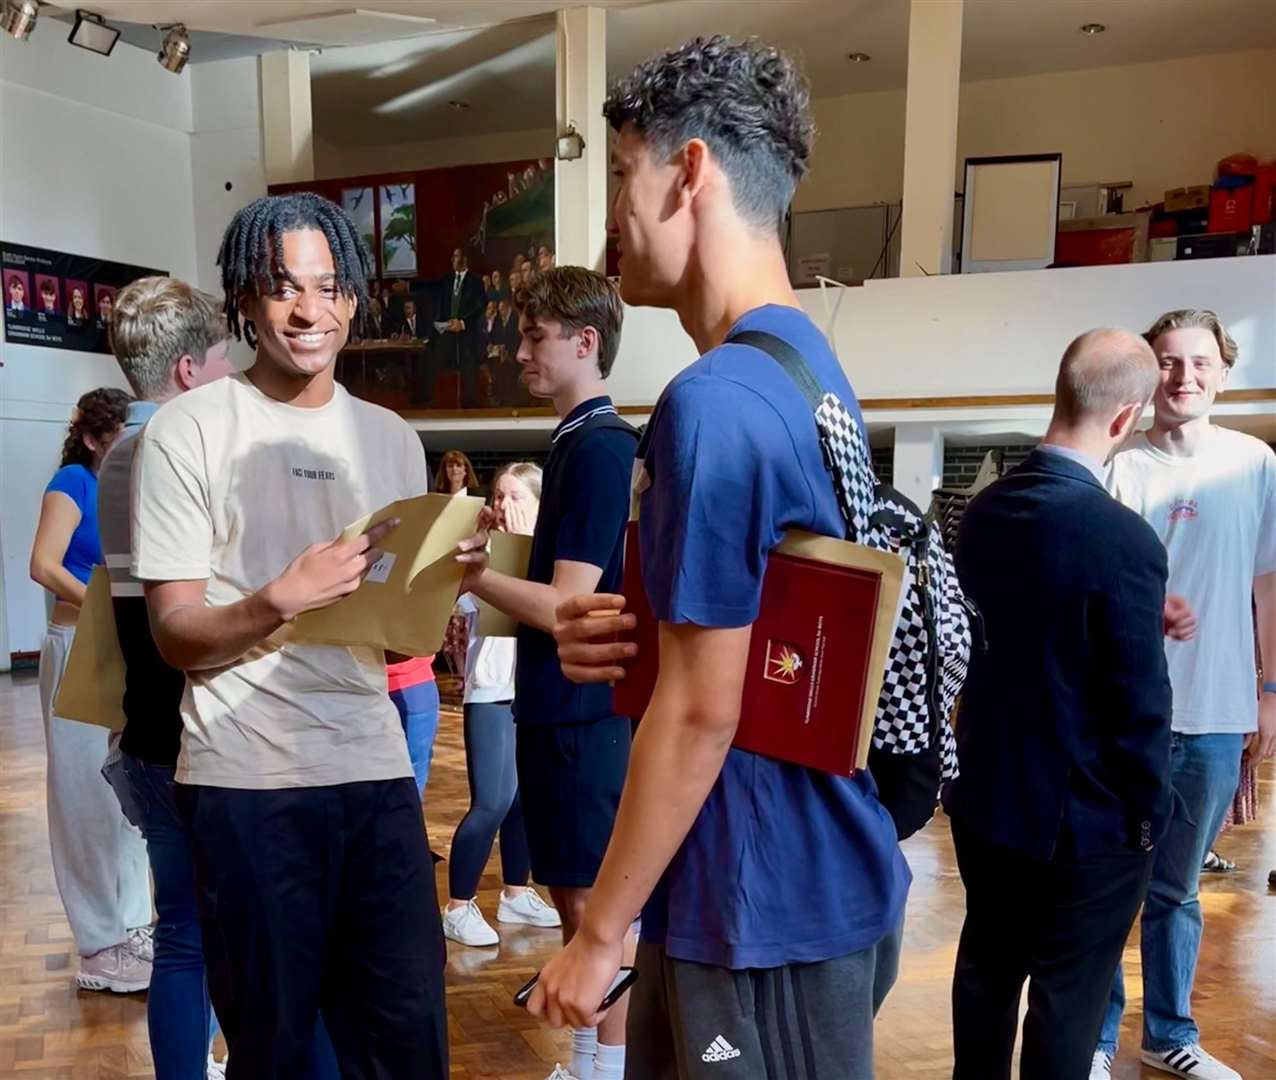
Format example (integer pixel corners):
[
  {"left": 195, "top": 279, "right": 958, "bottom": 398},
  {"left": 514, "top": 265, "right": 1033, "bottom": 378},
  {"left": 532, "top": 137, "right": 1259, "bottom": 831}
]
[
  {"left": 951, "top": 820, "right": 1151, "bottom": 1080},
  {"left": 178, "top": 779, "right": 449, "bottom": 1080}
]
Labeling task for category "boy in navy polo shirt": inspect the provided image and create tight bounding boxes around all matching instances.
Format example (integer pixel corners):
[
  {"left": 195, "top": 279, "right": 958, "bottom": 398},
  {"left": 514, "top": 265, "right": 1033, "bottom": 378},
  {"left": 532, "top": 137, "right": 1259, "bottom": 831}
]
[
  {"left": 525, "top": 37, "right": 911, "bottom": 1079},
  {"left": 458, "top": 266, "right": 638, "bottom": 1080}
]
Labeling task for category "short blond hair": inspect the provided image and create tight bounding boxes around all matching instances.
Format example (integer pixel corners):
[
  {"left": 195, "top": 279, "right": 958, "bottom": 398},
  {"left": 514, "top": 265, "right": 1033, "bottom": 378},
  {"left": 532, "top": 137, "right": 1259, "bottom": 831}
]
[
  {"left": 110, "top": 276, "right": 226, "bottom": 399},
  {"left": 1144, "top": 309, "right": 1238, "bottom": 369}
]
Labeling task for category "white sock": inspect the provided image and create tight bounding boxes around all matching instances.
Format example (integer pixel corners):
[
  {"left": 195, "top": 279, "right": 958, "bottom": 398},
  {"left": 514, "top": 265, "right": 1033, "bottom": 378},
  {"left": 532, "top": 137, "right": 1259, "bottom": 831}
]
[
  {"left": 569, "top": 1027, "right": 597, "bottom": 1080},
  {"left": 592, "top": 1042, "right": 625, "bottom": 1080}
]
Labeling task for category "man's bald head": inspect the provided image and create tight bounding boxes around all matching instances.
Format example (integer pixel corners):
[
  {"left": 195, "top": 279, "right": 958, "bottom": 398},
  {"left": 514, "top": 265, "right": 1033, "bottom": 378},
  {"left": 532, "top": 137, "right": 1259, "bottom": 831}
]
[{"left": 1053, "top": 329, "right": 1158, "bottom": 428}]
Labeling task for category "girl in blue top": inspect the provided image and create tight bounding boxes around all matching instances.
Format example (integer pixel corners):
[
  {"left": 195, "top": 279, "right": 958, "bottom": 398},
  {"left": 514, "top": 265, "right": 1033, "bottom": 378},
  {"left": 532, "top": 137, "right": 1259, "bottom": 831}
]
[{"left": 29, "top": 387, "right": 153, "bottom": 994}]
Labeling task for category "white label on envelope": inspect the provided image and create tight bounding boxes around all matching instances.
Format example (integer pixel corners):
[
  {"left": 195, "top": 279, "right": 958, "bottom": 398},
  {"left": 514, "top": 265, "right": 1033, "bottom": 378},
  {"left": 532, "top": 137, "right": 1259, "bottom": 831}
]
[{"left": 365, "top": 552, "right": 397, "bottom": 585}]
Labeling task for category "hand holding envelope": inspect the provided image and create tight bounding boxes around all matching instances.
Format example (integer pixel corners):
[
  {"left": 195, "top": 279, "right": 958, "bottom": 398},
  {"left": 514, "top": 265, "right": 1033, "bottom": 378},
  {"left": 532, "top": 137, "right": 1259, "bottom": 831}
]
[{"left": 292, "top": 493, "right": 487, "bottom": 656}]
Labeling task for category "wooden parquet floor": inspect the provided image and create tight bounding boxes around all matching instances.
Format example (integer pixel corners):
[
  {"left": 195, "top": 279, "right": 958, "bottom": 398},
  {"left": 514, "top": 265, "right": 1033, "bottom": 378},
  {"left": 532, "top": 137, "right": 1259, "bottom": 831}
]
[{"left": 2, "top": 670, "right": 1274, "bottom": 1078}]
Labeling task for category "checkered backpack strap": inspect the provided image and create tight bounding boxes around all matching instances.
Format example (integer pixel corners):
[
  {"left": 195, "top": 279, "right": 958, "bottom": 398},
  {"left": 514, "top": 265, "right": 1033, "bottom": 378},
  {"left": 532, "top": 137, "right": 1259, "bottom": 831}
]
[{"left": 729, "top": 331, "right": 874, "bottom": 541}]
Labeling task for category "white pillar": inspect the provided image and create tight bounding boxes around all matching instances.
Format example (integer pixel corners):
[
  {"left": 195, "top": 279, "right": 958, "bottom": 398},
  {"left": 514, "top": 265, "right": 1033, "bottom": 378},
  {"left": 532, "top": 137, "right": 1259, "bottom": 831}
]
[
  {"left": 554, "top": 6, "right": 608, "bottom": 271},
  {"left": 899, "top": 0, "right": 963, "bottom": 277},
  {"left": 260, "top": 50, "right": 314, "bottom": 186},
  {"left": 892, "top": 423, "right": 945, "bottom": 512}
]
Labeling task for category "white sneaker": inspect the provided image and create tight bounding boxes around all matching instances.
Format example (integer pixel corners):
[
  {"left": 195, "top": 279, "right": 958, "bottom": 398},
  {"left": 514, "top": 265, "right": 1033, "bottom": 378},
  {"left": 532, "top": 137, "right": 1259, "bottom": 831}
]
[
  {"left": 442, "top": 899, "right": 499, "bottom": 947},
  {"left": 127, "top": 924, "right": 155, "bottom": 963},
  {"left": 75, "top": 942, "right": 152, "bottom": 993},
  {"left": 206, "top": 1055, "right": 227, "bottom": 1080},
  {"left": 545, "top": 1067, "right": 581, "bottom": 1080},
  {"left": 1089, "top": 1050, "right": 1113, "bottom": 1080},
  {"left": 1141, "top": 1045, "right": 1242, "bottom": 1080},
  {"left": 498, "top": 888, "right": 562, "bottom": 928}
]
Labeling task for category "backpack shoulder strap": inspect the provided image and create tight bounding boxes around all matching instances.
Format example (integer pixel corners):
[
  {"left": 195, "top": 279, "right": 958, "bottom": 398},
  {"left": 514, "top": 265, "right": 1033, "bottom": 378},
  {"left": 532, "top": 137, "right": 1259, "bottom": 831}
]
[{"left": 726, "top": 329, "right": 824, "bottom": 409}]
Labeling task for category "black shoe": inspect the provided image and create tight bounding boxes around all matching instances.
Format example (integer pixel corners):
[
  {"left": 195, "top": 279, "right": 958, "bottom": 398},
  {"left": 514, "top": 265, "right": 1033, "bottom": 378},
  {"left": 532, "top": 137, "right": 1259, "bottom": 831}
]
[{"left": 1268, "top": 869, "right": 1276, "bottom": 889}]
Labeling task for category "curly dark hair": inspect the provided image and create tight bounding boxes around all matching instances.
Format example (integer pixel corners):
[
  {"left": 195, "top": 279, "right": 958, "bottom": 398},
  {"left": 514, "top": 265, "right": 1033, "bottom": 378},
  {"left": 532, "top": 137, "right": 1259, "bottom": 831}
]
[
  {"left": 603, "top": 35, "right": 814, "bottom": 232},
  {"left": 61, "top": 387, "right": 132, "bottom": 469},
  {"left": 215, "top": 192, "right": 372, "bottom": 347}
]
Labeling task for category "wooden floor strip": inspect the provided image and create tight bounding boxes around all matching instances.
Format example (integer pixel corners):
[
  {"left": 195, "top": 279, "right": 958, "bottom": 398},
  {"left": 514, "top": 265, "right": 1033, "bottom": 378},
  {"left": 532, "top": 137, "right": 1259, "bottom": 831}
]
[{"left": 2, "top": 672, "right": 1273, "bottom": 1078}]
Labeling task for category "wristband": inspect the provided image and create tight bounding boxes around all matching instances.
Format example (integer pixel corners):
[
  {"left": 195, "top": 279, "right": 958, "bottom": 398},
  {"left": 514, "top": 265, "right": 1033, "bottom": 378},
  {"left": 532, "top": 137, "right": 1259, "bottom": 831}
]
[{"left": 1263, "top": 682, "right": 1276, "bottom": 696}]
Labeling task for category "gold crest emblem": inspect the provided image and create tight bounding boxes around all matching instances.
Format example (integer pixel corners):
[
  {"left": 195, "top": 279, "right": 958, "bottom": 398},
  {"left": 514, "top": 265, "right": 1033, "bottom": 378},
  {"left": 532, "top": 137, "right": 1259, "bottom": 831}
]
[{"left": 764, "top": 640, "right": 805, "bottom": 684}]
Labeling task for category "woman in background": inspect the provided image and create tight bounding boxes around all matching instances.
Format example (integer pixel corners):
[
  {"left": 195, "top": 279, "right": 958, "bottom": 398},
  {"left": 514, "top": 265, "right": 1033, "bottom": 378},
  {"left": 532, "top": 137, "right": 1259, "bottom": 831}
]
[
  {"left": 442, "top": 463, "right": 559, "bottom": 947},
  {"left": 435, "top": 449, "right": 478, "bottom": 497},
  {"left": 67, "top": 287, "right": 89, "bottom": 327},
  {"left": 29, "top": 387, "right": 153, "bottom": 994}
]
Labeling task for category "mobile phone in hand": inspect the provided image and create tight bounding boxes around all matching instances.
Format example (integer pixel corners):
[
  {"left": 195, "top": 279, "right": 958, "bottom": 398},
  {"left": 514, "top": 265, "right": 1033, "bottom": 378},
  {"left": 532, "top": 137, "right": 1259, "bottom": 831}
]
[{"left": 514, "top": 966, "right": 638, "bottom": 1011}]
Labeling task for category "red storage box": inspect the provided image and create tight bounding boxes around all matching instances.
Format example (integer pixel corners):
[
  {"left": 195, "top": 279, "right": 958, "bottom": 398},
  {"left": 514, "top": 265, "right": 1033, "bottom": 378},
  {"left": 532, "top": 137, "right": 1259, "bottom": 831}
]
[
  {"left": 1209, "top": 186, "right": 1253, "bottom": 233},
  {"left": 1252, "top": 167, "right": 1275, "bottom": 226}
]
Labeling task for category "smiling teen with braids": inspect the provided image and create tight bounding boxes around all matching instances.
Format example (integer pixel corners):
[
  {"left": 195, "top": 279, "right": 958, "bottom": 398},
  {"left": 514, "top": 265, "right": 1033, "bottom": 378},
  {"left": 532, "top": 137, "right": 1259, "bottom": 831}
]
[{"left": 130, "top": 193, "right": 447, "bottom": 1078}]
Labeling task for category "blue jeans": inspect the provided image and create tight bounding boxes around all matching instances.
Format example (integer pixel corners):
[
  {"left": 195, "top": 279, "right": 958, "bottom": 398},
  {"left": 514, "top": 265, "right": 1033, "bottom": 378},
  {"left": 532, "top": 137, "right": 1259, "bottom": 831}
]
[
  {"left": 1097, "top": 732, "right": 1243, "bottom": 1054},
  {"left": 391, "top": 680, "right": 440, "bottom": 797},
  {"left": 106, "top": 752, "right": 217, "bottom": 1079},
  {"left": 106, "top": 753, "right": 341, "bottom": 1080}
]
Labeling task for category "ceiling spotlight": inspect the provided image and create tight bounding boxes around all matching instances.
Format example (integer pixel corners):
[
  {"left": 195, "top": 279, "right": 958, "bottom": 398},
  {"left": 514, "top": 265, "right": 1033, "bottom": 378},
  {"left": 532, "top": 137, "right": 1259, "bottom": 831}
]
[
  {"left": 2, "top": 0, "right": 39, "bottom": 41},
  {"left": 68, "top": 9, "right": 120, "bottom": 55},
  {"left": 1079, "top": 23, "right": 1106, "bottom": 35},
  {"left": 847, "top": 52, "right": 871, "bottom": 63},
  {"left": 157, "top": 23, "right": 191, "bottom": 73},
  {"left": 448, "top": 100, "right": 470, "bottom": 111}
]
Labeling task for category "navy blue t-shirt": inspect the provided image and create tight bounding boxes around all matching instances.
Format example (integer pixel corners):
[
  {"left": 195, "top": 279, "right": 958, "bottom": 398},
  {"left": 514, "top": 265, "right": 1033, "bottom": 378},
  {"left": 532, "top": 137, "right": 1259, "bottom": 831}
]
[
  {"left": 638, "top": 304, "right": 911, "bottom": 970},
  {"left": 514, "top": 397, "right": 637, "bottom": 725},
  {"left": 45, "top": 463, "right": 102, "bottom": 585}
]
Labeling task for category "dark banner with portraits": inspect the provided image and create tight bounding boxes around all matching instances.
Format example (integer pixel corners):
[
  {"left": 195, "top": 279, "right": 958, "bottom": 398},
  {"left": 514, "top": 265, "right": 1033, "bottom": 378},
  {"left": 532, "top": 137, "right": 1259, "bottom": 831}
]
[{"left": 1, "top": 241, "right": 166, "bottom": 354}]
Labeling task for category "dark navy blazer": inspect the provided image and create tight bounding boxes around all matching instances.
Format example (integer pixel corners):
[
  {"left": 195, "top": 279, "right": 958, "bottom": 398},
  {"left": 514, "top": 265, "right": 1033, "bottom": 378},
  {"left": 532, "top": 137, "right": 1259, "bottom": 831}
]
[{"left": 944, "top": 448, "right": 1174, "bottom": 860}]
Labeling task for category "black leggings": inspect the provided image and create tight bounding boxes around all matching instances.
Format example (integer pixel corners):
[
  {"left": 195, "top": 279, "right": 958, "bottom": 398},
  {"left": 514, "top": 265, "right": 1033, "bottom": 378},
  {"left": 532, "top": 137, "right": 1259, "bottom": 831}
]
[{"left": 447, "top": 702, "right": 531, "bottom": 900}]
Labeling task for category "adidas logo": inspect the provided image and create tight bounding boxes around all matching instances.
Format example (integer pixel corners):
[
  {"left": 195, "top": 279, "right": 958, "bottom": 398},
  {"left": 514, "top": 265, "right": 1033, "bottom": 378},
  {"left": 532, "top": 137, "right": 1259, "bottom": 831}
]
[{"left": 701, "top": 1035, "right": 742, "bottom": 1063}]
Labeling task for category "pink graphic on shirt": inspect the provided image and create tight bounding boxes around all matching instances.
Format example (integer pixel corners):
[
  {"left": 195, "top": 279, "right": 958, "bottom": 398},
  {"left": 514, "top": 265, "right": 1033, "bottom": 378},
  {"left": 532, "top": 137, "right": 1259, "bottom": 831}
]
[{"left": 1168, "top": 499, "right": 1198, "bottom": 523}]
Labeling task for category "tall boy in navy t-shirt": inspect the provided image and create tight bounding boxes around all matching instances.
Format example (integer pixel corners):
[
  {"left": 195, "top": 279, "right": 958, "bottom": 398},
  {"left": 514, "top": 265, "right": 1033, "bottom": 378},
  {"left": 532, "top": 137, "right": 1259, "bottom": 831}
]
[
  {"left": 526, "top": 37, "right": 911, "bottom": 1080},
  {"left": 458, "top": 266, "right": 638, "bottom": 1080}
]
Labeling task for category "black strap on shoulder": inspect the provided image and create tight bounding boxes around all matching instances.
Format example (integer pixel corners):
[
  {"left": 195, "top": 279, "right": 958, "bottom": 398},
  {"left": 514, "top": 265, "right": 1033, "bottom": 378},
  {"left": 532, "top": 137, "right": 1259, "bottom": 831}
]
[{"left": 726, "top": 329, "right": 824, "bottom": 409}]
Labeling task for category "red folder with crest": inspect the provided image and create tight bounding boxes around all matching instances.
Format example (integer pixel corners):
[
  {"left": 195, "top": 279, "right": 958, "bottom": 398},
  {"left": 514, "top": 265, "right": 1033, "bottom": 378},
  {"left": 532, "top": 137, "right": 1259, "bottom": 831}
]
[{"left": 612, "top": 523, "right": 905, "bottom": 775}]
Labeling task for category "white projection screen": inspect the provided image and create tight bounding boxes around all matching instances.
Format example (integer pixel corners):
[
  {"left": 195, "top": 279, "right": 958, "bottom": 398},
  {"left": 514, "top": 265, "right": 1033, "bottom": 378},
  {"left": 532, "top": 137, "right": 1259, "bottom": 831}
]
[{"left": 961, "top": 154, "right": 1062, "bottom": 273}]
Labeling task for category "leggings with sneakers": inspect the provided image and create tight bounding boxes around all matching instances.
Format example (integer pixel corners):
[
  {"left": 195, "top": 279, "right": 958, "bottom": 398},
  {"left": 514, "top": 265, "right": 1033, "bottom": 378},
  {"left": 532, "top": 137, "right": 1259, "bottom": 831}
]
[{"left": 447, "top": 703, "right": 531, "bottom": 899}]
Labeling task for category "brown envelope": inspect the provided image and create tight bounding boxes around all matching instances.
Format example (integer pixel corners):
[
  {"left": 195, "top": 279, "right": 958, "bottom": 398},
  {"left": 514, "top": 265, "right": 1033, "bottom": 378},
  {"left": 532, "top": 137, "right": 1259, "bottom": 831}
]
[
  {"left": 291, "top": 492, "right": 488, "bottom": 656},
  {"left": 53, "top": 566, "right": 127, "bottom": 731},
  {"left": 472, "top": 532, "right": 533, "bottom": 638}
]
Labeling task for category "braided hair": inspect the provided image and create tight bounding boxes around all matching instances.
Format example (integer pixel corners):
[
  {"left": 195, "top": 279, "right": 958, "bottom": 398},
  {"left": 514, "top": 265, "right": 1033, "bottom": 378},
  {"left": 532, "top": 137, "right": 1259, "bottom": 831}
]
[{"left": 215, "top": 192, "right": 372, "bottom": 347}]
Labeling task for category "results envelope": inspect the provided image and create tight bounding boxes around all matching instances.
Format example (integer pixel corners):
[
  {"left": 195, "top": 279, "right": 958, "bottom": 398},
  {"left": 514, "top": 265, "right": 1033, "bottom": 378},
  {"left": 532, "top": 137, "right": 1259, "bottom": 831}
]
[
  {"left": 53, "top": 566, "right": 127, "bottom": 731},
  {"left": 292, "top": 492, "right": 486, "bottom": 656},
  {"left": 473, "top": 532, "right": 533, "bottom": 638}
]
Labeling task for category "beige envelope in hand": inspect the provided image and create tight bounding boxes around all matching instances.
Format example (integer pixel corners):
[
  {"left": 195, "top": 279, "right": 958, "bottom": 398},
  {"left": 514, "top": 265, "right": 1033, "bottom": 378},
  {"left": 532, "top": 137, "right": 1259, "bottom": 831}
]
[
  {"left": 472, "top": 531, "right": 533, "bottom": 638},
  {"left": 53, "top": 566, "right": 127, "bottom": 731},
  {"left": 291, "top": 492, "right": 486, "bottom": 656}
]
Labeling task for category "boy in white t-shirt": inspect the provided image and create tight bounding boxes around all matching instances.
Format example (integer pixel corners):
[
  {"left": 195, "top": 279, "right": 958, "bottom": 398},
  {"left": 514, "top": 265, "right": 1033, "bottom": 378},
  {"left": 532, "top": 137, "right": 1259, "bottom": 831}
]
[
  {"left": 131, "top": 194, "right": 447, "bottom": 1078},
  {"left": 1094, "top": 310, "right": 1276, "bottom": 1080}
]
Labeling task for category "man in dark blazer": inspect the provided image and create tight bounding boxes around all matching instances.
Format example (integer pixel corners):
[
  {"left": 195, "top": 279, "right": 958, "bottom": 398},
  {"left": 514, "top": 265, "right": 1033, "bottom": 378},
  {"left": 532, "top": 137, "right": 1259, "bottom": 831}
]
[
  {"left": 433, "top": 247, "right": 486, "bottom": 407},
  {"left": 946, "top": 329, "right": 1190, "bottom": 1080}
]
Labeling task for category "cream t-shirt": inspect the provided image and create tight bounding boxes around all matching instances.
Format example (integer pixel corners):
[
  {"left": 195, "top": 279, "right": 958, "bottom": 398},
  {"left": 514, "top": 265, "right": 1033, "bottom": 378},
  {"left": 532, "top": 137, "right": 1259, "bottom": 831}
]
[
  {"left": 1107, "top": 427, "right": 1276, "bottom": 735},
  {"left": 131, "top": 372, "right": 428, "bottom": 788}
]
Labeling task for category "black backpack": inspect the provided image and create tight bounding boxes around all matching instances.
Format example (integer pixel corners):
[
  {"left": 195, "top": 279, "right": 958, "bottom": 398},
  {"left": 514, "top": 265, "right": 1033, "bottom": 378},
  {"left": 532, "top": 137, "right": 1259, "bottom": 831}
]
[{"left": 728, "top": 330, "right": 975, "bottom": 839}]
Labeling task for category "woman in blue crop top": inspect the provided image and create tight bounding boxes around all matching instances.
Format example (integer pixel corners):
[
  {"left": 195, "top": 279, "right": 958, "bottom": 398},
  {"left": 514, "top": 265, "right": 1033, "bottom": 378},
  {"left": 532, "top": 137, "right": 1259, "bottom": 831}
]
[{"left": 28, "top": 388, "right": 154, "bottom": 990}]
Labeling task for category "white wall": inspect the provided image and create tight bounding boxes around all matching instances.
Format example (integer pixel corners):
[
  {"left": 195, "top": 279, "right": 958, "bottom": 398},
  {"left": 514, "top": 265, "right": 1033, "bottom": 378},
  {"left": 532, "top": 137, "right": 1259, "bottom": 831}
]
[
  {"left": 798, "top": 48, "right": 1276, "bottom": 212},
  {"left": 191, "top": 59, "right": 268, "bottom": 293},
  {"left": 315, "top": 127, "right": 556, "bottom": 179},
  {"left": 0, "top": 26, "right": 265, "bottom": 657},
  {"left": 602, "top": 256, "right": 1276, "bottom": 411}
]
